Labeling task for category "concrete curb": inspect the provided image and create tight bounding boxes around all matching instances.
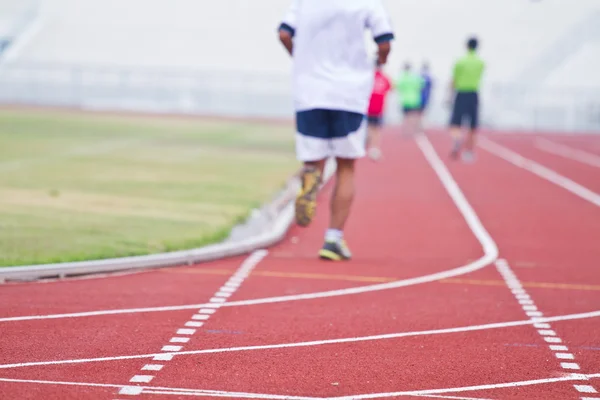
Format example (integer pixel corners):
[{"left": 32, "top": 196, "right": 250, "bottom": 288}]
[{"left": 0, "top": 159, "right": 337, "bottom": 282}]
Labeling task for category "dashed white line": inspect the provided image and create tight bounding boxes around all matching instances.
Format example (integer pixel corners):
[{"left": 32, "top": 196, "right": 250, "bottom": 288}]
[
  {"left": 177, "top": 329, "right": 196, "bottom": 335},
  {"left": 161, "top": 346, "right": 182, "bottom": 352},
  {"left": 575, "top": 384, "right": 599, "bottom": 393},
  {"left": 141, "top": 364, "right": 163, "bottom": 371},
  {"left": 169, "top": 337, "right": 189, "bottom": 343},
  {"left": 119, "top": 249, "right": 268, "bottom": 396},
  {"left": 543, "top": 337, "right": 562, "bottom": 343},
  {"left": 129, "top": 375, "right": 153, "bottom": 383},
  {"left": 495, "top": 258, "right": 599, "bottom": 397}
]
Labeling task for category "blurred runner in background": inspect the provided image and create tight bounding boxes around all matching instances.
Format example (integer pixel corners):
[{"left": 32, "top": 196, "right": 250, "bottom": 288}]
[
  {"left": 395, "top": 63, "right": 424, "bottom": 137},
  {"left": 366, "top": 59, "right": 392, "bottom": 161},
  {"left": 448, "top": 36, "right": 485, "bottom": 162}
]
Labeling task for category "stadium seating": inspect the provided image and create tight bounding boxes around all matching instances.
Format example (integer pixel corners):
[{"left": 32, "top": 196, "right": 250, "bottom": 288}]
[{"left": 0, "top": 0, "right": 598, "bottom": 130}]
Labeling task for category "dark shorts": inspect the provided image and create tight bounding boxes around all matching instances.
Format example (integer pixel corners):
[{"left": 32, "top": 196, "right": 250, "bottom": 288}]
[
  {"left": 367, "top": 115, "right": 383, "bottom": 127},
  {"left": 295, "top": 109, "right": 368, "bottom": 161},
  {"left": 296, "top": 109, "right": 365, "bottom": 139},
  {"left": 402, "top": 106, "right": 420, "bottom": 115},
  {"left": 450, "top": 91, "right": 479, "bottom": 129}
]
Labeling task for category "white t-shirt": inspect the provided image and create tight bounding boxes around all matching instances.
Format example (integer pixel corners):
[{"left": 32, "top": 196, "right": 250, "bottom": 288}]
[{"left": 279, "top": 0, "right": 394, "bottom": 114}]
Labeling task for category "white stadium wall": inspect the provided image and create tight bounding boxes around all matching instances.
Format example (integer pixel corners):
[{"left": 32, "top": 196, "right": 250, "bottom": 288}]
[{"left": 0, "top": 0, "right": 599, "bottom": 131}]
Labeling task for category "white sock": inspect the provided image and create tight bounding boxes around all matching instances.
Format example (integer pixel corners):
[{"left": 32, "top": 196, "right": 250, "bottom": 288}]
[{"left": 325, "top": 229, "right": 343, "bottom": 242}]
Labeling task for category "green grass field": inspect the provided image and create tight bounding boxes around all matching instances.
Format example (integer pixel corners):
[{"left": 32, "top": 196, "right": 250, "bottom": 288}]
[{"left": 0, "top": 108, "right": 298, "bottom": 267}]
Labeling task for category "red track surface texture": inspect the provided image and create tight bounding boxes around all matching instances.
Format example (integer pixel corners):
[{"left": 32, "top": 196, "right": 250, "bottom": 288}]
[{"left": 1, "top": 130, "right": 599, "bottom": 400}]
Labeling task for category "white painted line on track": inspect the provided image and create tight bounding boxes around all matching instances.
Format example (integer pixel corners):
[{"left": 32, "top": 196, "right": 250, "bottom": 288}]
[
  {"left": 479, "top": 138, "right": 600, "bottom": 207},
  {"left": 119, "top": 249, "right": 268, "bottom": 396},
  {"left": 141, "top": 365, "right": 163, "bottom": 371},
  {"left": 328, "top": 373, "right": 600, "bottom": 399},
  {"left": 0, "top": 136, "right": 499, "bottom": 325},
  {"left": 152, "top": 354, "right": 174, "bottom": 361},
  {"left": 535, "top": 138, "right": 600, "bottom": 168},
  {"left": 1, "top": 374, "right": 599, "bottom": 400},
  {"left": 130, "top": 375, "right": 153, "bottom": 383},
  {"left": 495, "top": 259, "right": 599, "bottom": 397},
  {"left": 1, "top": 310, "right": 598, "bottom": 370},
  {"left": 412, "top": 395, "right": 493, "bottom": 400},
  {"left": 161, "top": 345, "right": 182, "bottom": 352},
  {"left": 169, "top": 337, "right": 189, "bottom": 343},
  {"left": 0, "top": 377, "right": 321, "bottom": 399},
  {"left": 575, "top": 385, "right": 599, "bottom": 393},
  {"left": 544, "top": 337, "right": 562, "bottom": 343}
]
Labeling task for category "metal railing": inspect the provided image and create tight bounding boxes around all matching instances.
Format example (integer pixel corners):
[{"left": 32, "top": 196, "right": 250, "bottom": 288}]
[{"left": 0, "top": 62, "right": 598, "bottom": 133}]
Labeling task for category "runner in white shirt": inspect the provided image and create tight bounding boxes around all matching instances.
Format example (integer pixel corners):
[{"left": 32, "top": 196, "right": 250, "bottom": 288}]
[{"left": 278, "top": 0, "right": 394, "bottom": 261}]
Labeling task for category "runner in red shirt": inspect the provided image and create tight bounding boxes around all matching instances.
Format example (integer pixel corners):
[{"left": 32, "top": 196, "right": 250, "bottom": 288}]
[{"left": 366, "top": 60, "right": 392, "bottom": 161}]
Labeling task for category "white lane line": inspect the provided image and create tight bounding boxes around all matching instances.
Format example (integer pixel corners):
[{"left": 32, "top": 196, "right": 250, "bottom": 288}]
[
  {"left": 119, "top": 249, "right": 268, "bottom": 396},
  {"left": 495, "top": 259, "right": 599, "bottom": 397},
  {"left": 0, "top": 374, "right": 598, "bottom": 400},
  {"left": 0, "top": 377, "right": 322, "bottom": 400},
  {"left": 535, "top": 138, "right": 600, "bottom": 168},
  {"left": 185, "top": 322, "right": 204, "bottom": 328},
  {"left": 327, "top": 373, "right": 600, "bottom": 400},
  {"left": 1, "top": 310, "right": 598, "bottom": 370},
  {"left": 142, "top": 389, "right": 489, "bottom": 400},
  {"left": 0, "top": 136, "right": 499, "bottom": 325},
  {"left": 479, "top": 138, "right": 600, "bottom": 207},
  {"left": 413, "top": 395, "right": 493, "bottom": 400}
]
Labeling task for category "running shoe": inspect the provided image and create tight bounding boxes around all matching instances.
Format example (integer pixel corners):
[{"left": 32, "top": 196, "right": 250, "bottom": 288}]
[
  {"left": 319, "top": 239, "right": 352, "bottom": 261},
  {"left": 295, "top": 166, "right": 321, "bottom": 227}
]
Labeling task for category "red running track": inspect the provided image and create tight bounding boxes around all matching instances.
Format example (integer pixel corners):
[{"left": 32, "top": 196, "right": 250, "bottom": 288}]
[{"left": 0, "top": 129, "right": 599, "bottom": 400}]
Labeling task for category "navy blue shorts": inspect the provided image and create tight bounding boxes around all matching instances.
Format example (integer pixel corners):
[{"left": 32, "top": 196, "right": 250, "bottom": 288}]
[
  {"left": 367, "top": 115, "right": 383, "bottom": 127},
  {"left": 450, "top": 91, "right": 479, "bottom": 129},
  {"left": 402, "top": 106, "right": 420, "bottom": 115},
  {"left": 295, "top": 109, "right": 367, "bottom": 161}
]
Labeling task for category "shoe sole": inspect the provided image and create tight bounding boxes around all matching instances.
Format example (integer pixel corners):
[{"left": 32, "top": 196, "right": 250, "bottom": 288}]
[
  {"left": 295, "top": 169, "right": 320, "bottom": 227},
  {"left": 318, "top": 249, "right": 343, "bottom": 261}
]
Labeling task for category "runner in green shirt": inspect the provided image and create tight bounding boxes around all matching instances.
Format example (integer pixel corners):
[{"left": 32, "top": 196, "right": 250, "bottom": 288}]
[
  {"left": 448, "top": 36, "right": 485, "bottom": 162},
  {"left": 396, "top": 63, "right": 425, "bottom": 137}
]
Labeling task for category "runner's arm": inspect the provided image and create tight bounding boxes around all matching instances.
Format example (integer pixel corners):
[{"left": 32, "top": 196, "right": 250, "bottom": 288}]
[
  {"left": 366, "top": 0, "right": 395, "bottom": 65},
  {"left": 277, "top": 0, "right": 300, "bottom": 56}
]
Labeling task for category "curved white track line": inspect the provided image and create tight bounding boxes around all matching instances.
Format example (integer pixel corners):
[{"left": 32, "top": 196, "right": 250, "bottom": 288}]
[
  {"left": 1, "top": 310, "right": 597, "bottom": 370},
  {"left": 0, "top": 135, "right": 498, "bottom": 324}
]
